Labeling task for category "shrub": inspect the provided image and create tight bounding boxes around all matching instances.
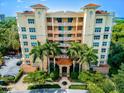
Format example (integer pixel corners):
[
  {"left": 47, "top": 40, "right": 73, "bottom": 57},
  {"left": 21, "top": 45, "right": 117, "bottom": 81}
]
[
  {"left": 69, "top": 85, "right": 86, "bottom": 90},
  {"left": 70, "top": 72, "right": 79, "bottom": 80},
  {"left": 14, "top": 69, "right": 23, "bottom": 83},
  {"left": 50, "top": 70, "right": 59, "bottom": 80},
  {"left": 28, "top": 84, "right": 60, "bottom": 89}
]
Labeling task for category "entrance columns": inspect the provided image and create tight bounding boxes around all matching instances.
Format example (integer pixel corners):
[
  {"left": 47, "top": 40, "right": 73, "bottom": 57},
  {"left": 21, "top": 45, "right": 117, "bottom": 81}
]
[
  {"left": 59, "top": 66, "right": 62, "bottom": 77},
  {"left": 67, "top": 66, "right": 70, "bottom": 77}
]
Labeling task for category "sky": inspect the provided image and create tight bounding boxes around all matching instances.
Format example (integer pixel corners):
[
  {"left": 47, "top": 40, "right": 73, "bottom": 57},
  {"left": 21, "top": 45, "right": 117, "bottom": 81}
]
[{"left": 0, "top": 0, "right": 124, "bottom": 17}]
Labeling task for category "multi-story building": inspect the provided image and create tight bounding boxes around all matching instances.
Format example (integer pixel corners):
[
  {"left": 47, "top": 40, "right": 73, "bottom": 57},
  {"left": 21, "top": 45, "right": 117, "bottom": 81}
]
[
  {"left": 0, "top": 14, "right": 5, "bottom": 21},
  {"left": 17, "top": 3, "right": 114, "bottom": 76}
]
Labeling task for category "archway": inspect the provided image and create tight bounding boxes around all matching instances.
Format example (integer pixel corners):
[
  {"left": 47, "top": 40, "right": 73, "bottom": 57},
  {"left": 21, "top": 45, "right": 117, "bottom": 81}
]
[{"left": 62, "top": 67, "right": 67, "bottom": 76}]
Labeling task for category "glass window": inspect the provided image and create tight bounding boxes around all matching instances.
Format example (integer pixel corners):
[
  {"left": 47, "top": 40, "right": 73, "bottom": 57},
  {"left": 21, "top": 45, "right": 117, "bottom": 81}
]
[
  {"left": 22, "top": 34, "right": 27, "bottom": 39},
  {"left": 101, "top": 55, "right": 105, "bottom": 59},
  {"left": 101, "top": 48, "right": 106, "bottom": 53},
  {"left": 30, "top": 35, "right": 36, "bottom": 40},
  {"left": 23, "top": 41, "right": 28, "bottom": 46},
  {"left": 29, "top": 28, "right": 36, "bottom": 32},
  {"left": 96, "top": 18, "right": 103, "bottom": 23},
  {"left": 31, "top": 42, "right": 37, "bottom": 47},
  {"left": 105, "top": 27, "right": 110, "bottom": 32},
  {"left": 57, "top": 18, "right": 62, "bottom": 23},
  {"left": 24, "top": 48, "right": 29, "bottom": 52},
  {"left": 59, "top": 34, "right": 64, "bottom": 37},
  {"left": 68, "top": 18, "right": 73, "bottom": 22},
  {"left": 103, "top": 35, "right": 109, "bottom": 39},
  {"left": 25, "top": 54, "right": 29, "bottom": 58},
  {"left": 94, "top": 35, "right": 100, "bottom": 40},
  {"left": 68, "top": 26, "right": 72, "bottom": 30},
  {"left": 102, "top": 42, "right": 107, "bottom": 46},
  {"left": 67, "top": 34, "right": 72, "bottom": 37},
  {"left": 21, "top": 27, "right": 26, "bottom": 32},
  {"left": 28, "top": 19, "right": 35, "bottom": 24},
  {"left": 58, "top": 26, "right": 64, "bottom": 31},
  {"left": 100, "top": 61, "right": 104, "bottom": 64},
  {"left": 93, "top": 42, "right": 99, "bottom": 47},
  {"left": 95, "top": 27, "right": 101, "bottom": 32},
  {"left": 77, "top": 34, "right": 82, "bottom": 37}
]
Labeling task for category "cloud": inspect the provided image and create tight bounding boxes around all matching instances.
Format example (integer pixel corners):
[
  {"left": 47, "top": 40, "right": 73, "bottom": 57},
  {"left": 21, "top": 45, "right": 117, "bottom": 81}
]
[{"left": 17, "top": 0, "right": 23, "bottom": 2}]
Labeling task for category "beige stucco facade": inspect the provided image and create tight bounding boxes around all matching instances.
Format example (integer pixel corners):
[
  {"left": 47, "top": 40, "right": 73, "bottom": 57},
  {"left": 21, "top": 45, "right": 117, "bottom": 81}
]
[{"left": 17, "top": 3, "right": 114, "bottom": 73}]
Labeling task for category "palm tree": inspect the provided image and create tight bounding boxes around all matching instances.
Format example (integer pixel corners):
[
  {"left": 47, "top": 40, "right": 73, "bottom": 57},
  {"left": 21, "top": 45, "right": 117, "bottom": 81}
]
[
  {"left": 0, "top": 52, "right": 3, "bottom": 66},
  {"left": 30, "top": 42, "right": 45, "bottom": 71},
  {"left": 67, "top": 42, "right": 83, "bottom": 72},
  {"left": 51, "top": 42, "right": 61, "bottom": 71},
  {"left": 43, "top": 41, "right": 61, "bottom": 73},
  {"left": 80, "top": 47, "right": 98, "bottom": 70}
]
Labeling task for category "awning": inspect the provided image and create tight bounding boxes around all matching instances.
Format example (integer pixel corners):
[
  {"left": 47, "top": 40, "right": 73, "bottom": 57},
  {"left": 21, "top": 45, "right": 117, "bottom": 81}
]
[{"left": 56, "top": 58, "right": 72, "bottom": 66}]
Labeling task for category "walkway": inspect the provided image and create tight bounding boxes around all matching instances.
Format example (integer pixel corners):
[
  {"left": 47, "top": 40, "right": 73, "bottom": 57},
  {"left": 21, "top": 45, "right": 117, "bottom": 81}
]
[{"left": 11, "top": 75, "right": 29, "bottom": 91}]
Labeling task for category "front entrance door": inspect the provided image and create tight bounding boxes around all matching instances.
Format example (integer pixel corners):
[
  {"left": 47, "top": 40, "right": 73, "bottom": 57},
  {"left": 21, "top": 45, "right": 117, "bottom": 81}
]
[{"left": 62, "top": 67, "right": 67, "bottom": 76}]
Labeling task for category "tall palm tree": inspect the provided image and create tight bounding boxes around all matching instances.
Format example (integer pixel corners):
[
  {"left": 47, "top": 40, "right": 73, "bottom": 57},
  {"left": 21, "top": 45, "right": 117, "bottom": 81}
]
[
  {"left": 30, "top": 42, "right": 45, "bottom": 71},
  {"left": 80, "top": 47, "right": 98, "bottom": 70},
  {"left": 67, "top": 42, "right": 83, "bottom": 72},
  {"left": 43, "top": 41, "right": 61, "bottom": 73}
]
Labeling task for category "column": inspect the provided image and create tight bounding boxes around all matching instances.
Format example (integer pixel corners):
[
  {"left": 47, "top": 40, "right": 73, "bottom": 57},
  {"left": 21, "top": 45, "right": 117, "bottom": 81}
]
[
  {"left": 67, "top": 66, "right": 70, "bottom": 77},
  {"left": 59, "top": 66, "right": 62, "bottom": 77}
]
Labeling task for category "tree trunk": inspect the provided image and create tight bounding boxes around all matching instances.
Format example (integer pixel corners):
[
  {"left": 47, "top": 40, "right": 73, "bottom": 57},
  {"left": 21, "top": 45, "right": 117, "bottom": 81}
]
[
  {"left": 54, "top": 57, "right": 56, "bottom": 71},
  {"left": 73, "top": 61, "right": 75, "bottom": 72},
  {"left": 48, "top": 57, "right": 50, "bottom": 73},
  {"left": 79, "top": 63, "right": 81, "bottom": 73}
]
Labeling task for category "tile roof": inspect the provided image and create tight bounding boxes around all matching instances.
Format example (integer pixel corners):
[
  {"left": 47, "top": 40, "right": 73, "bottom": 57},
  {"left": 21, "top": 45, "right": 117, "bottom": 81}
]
[
  {"left": 96, "top": 10, "right": 108, "bottom": 14},
  {"left": 30, "top": 4, "right": 47, "bottom": 8},
  {"left": 84, "top": 3, "right": 100, "bottom": 7},
  {"left": 21, "top": 11, "right": 34, "bottom": 14},
  {"left": 21, "top": 64, "right": 37, "bottom": 73},
  {"left": 56, "top": 58, "right": 72, "bottom": 65}
]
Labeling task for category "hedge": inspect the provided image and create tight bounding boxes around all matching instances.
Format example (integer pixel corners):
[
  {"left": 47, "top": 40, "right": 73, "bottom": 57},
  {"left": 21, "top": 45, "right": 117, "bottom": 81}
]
[
  {"left": 28, "top": 84, "right": 61, "bottom": 89},
  {"left": 69, "top": 85, "right": 87, "bottom": 90}
]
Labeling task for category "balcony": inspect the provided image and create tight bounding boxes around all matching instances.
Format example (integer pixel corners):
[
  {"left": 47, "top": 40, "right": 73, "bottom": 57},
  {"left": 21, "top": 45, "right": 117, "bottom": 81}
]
[{"left": 54, "top": 22, "right": 76, "bottom": 26}]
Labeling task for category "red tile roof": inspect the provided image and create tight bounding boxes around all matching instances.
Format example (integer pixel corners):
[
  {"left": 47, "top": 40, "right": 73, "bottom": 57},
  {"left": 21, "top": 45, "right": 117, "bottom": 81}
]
[
  {"left": 84, "top": 3, "right": 100, "bottom": 7},
  {"left": 31, "top": 4, "right": 47, "bottom": 8},
  {"left": 22, "top": 11, "right": 34, "bottom": 14},
  {"left": 56, "top": 58, "right": 72, "bottom": 65},
  {"left": 96, "top": 10, "right": 108, "bottom": 14},
  {"left": 21, "top": 64, "right": 37, "bottom": 73}
]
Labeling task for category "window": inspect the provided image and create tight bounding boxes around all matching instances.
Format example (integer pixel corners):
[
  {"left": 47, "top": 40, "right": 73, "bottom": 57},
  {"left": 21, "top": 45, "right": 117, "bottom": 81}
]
[
  {"left": 68, "top": 26, "right": 72, "bottom": 30},
  {"left": 25, "top": 54, "right": 29, "bottom": 58},
  {"left": 57, "top": 18, "right": 62, "bottom": 23},
  {"left": 101, "top": 55, "right": 105, "bottom": 59},
  {"left": 23, "top": 41, "right": 28, "bottom": 46},
  {"left": 30, "top": 35, "right": 36, "bottom": 40},
  {"left": 77, "top": 26, "right": 82, "bottom": 30},
  {"left": 47, "top": 18, "right": 52, "bottom": 22},
  {"left": 100, "top": 61, "right": 104, "bottom": 64},
  {"left": 67, "top": 34, "right": 72, "bottom": 37},
  {"left": 28, "top": 19, "right": 34, "bottom": 24},
  {"left": 31, "top": 42, "right": 37, "bottom": 46},
  {"left": 29, "top": 28, "right": 36, "bottom": 32},
  {"left": 93, "top": 42, "right": 99, "bottom": 47},
  {"left": 95, "top": 27, "right": 101, "bottom": 32},
  {"left": 77, "top": 34, "right": 82, "bottom": 37},
  {"left": 24, "top": 48, "right": 29, "bottom": 52},
  {"left": 103, "top": 35, "right": 109, "bottom": 39},
  {"left": 48, "top": 34, "right": 53, "bottom": 37},
  {"left": 68, "top": 18, "right": 73, "bottom": 22},
  {"left": 59, "top": 34, "right": 64, "bottom": 37},
  {"left": 105, "top": 27, "right": 110, "bottom": 32},
  {"left": 22, "top": 34, "right": 27, "bottom": 39},
  {"left": 21, "top": 27, "right": 26, "bottom": 32},
  {"left": 101, "top": 48, "right": 106, "bottom": 53},
  {"left": 47, "top": 26, "right": 52, "bottom": 30},
  {"left": 102, "top": 42, "right": 107, "bottom": 46},
  {"left": 94, "top": 35, "right": 100, "bottom": 40},
  {"left": 96, "top": 18, "right": 103, "bottom": 23},
  {"left": 58, "top": 26, "right": 64, "bottom": 31}
]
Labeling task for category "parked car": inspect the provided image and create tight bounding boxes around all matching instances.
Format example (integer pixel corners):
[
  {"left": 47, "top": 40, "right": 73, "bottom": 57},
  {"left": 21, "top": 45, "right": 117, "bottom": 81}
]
[{"left": 16, "top": 61, "right": 22, "bottom": 66}]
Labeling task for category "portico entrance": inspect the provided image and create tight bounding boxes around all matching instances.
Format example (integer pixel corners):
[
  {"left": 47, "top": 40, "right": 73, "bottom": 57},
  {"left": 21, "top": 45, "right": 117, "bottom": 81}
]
[{"left": 56, "top": 58, "right": 72, "bottom": 77}]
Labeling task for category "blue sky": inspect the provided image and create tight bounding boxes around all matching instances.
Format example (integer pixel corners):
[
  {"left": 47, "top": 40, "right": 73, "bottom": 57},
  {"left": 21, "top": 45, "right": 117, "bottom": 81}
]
[{"left": 0, "top": 0, "right": 124, "bottom": 17}]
